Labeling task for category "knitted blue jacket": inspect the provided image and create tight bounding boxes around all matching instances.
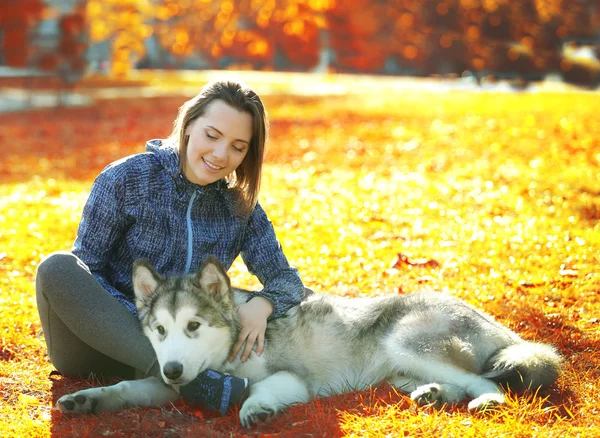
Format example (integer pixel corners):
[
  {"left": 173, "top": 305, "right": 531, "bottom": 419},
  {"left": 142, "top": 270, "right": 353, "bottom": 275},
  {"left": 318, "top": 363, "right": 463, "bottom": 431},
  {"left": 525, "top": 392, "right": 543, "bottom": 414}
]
[{"left": 72, "top": 139, "right": 304, "bottom": 318}]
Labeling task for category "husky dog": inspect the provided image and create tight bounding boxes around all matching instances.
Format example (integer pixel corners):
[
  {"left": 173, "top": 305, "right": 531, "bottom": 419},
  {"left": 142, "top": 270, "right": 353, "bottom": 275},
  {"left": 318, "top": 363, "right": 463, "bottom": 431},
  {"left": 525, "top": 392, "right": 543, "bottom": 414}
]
[{"left": 58, "top": 257, "right": 562, "bottom": 427}]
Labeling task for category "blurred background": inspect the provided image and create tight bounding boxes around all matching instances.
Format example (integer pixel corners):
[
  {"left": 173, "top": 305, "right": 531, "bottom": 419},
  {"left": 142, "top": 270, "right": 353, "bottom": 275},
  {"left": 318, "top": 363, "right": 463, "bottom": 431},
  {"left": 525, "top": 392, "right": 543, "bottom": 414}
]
[{"left": 0, "top": 0, "right": 599, "bottom": 103}]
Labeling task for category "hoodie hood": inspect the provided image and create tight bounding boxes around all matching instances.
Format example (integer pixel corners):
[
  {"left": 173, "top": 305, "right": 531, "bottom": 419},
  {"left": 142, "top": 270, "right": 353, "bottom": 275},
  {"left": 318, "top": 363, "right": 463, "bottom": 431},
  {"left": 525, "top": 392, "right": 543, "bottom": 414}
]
[{"left": 146, "top": 138, "right": 180, "bottom": 180}]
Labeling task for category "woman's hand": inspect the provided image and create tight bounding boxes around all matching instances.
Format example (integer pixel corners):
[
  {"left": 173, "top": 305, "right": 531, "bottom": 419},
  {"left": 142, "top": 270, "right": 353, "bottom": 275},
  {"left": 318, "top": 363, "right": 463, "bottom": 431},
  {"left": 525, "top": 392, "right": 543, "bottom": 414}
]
[{"left": 229, "top": 296, "right": 274, "bottom": 362}]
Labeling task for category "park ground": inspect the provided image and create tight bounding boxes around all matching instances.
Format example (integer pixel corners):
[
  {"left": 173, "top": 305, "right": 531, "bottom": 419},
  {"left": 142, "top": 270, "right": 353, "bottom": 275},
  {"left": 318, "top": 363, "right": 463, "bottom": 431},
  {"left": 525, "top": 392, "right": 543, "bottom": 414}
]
[{"left": 1, "top": 71, "right": 599, "bottom": 437}]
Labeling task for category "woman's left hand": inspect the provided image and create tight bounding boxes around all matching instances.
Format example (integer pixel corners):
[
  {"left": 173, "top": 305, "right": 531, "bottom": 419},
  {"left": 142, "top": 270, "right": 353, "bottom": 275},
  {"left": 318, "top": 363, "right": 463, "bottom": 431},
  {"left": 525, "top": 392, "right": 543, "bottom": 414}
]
[{"left": 229, "top": 296, "right": 273, "bottom": 362}]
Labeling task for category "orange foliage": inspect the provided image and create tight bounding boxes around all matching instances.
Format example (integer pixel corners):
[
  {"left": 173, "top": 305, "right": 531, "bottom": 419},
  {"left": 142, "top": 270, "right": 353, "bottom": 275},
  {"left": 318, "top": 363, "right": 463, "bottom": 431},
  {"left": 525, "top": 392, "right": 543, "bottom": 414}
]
[
  {"left": 86, "top": 0, "right": 153, "bottom": 77},
  {"left": 57, "top": 10, "right": 87, "bottom": 71},
  {"left": 3, "top": 0, "right": 595, "bottom": 77},
  {"left": 147, "top": 0, "right": 325, "bottom": 69},
  {"left": 0, "top": 0, "right": 44, "bottom": 67},
  {"left": 0, "top": 0, "right": 575, "bottom": 77}
]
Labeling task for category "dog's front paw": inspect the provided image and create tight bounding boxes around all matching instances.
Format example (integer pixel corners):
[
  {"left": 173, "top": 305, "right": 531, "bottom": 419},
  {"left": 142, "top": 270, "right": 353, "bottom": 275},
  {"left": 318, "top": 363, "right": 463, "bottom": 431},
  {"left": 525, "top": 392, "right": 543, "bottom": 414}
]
[
  {"left": 239, "top": 400, "right": 278, "bottom": 428},
  {"left": 468, "top": 393, "right": 505, "bottom": 413},
  {"left": 410, "top": 383, "right": 444, "bottom": 408},
  {"left": 57, "top": 390, "right": 100, "bottom": 414}
]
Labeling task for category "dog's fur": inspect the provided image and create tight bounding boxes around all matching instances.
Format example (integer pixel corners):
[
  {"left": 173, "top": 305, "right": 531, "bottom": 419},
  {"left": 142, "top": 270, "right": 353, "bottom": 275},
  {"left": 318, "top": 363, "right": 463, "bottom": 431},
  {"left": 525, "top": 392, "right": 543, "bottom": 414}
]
[{"left": 58, "top": 257, "right": 562, "bottom": 427}]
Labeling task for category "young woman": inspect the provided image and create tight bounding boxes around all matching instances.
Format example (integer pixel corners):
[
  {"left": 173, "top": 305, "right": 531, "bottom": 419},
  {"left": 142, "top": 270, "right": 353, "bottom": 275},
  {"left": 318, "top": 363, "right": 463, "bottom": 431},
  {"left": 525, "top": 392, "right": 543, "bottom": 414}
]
[{"left": 35, "top": 80, "right": 308, "bottom": 415}]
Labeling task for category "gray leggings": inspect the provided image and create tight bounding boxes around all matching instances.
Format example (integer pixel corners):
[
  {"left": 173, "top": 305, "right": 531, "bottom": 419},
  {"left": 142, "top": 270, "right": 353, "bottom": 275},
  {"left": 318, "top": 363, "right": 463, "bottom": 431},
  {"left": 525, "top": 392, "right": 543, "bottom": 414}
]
[{"left": 35, "top": 251, "right": 160, "bottom": 379}]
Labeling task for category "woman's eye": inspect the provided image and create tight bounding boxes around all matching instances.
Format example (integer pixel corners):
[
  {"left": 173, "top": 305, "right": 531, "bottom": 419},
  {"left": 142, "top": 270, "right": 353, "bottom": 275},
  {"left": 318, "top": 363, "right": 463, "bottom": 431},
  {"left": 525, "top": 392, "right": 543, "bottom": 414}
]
[
  {"left": 206, "top": 132, "right": 217, "bottom": 140},
  {"left": 232, "top": 145, "right": 245, "bottom": 152},
  {"left": 157, "top": 325, "right": 165, "bottom": 335},
  {"left": 188, "top": 322, "right": 201, "bottom": 331}
]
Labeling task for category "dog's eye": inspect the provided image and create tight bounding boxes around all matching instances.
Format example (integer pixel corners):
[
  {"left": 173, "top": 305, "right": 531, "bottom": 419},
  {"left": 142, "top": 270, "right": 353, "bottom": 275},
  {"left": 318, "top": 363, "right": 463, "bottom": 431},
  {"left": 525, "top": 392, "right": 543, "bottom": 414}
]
[
  {"left": 187, "top": 322, "right": 201, "bottom": 331},
  {"left": 156, "top": 325, "right": 165, "bottom": 335}
]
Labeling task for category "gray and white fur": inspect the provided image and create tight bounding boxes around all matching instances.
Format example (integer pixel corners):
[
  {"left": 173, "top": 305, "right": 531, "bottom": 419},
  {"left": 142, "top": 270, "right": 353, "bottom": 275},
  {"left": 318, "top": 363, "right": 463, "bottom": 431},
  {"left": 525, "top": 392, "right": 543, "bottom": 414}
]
[{"left": 57, "top": 256, "right": 562, "bottom": 428}]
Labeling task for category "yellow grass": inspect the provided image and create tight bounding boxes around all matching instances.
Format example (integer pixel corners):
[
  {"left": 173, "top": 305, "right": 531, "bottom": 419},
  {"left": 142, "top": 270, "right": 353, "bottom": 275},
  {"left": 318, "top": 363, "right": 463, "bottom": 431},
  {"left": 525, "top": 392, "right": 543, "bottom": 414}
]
[{"left": 1, "top": 72, "right": 599, "bottom": 437}]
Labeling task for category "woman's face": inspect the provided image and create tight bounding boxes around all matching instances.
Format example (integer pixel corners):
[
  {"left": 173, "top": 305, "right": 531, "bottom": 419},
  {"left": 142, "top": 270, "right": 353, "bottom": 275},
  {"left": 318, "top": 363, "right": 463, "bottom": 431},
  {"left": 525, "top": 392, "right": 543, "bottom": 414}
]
[{"left": 183, "top": 99, "right": 253, "bottom": 186}]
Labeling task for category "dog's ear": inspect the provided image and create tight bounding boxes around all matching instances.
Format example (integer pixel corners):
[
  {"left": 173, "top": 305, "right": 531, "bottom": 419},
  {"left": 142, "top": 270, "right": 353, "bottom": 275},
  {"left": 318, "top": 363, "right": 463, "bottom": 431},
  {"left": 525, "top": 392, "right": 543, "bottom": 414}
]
[
  {"left": 198, "top": 256, "right": 232, "bottom": 305},
  {"left": 132, "top": 259, "right": 163, "bottom": 301}
]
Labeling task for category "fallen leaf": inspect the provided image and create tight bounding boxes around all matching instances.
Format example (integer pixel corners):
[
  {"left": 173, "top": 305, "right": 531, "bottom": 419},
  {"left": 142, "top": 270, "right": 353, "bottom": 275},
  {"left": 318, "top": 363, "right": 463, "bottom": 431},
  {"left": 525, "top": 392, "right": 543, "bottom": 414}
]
[
  {"left": 393, "top": 253, "right": 440, "bottom": 269},
  {"left": 517, "top": 280, "right": 539, "bottom": 288},
  {"left": 18, "top": 394, "right": 39, "bottom": 406},
  {"left": 559, "top": 265, "right": 578, "bottom": 277}
]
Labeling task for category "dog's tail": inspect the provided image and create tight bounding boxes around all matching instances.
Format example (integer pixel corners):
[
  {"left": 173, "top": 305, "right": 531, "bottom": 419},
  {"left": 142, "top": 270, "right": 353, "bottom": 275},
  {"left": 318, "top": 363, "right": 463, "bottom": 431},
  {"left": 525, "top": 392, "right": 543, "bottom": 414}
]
[{"left": 482, "top": 341, "right": 562, "bottom": 393}]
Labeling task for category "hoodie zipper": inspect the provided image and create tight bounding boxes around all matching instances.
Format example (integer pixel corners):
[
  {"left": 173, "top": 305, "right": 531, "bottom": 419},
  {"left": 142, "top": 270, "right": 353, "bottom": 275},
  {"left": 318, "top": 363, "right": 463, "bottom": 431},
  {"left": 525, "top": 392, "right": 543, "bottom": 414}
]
[{"left": 184, "top": 190, "right": 197, "bottom": 274}]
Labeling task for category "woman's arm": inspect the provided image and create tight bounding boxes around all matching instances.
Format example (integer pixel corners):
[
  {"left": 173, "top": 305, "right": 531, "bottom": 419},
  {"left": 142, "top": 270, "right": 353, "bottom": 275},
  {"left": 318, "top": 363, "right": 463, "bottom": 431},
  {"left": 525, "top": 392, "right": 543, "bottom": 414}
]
[
  {"left": 240, "top": 203, "right": 305, "bottom": 319},
  {"left": 72, "top": 166, "right": 136, "bottom": 315},
  {"left": 229, "top": 202, "right": 304, "bottom": 362}
]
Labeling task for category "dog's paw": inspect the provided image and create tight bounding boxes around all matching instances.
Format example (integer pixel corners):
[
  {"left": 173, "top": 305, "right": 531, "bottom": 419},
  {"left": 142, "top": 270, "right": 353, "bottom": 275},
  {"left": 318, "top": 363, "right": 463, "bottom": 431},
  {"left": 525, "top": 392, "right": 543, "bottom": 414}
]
[
  {"left": 410, "top": 383, "right": 444, "bottom": 408},
  {"left": 57, "top": 390, "right": 100, "bottom": 414},
  {"left": 239, "top": 400, "right": 278, "bottom": 428},
  {"left": 468, "top": 393, "right": 505, "bottom": 413}
]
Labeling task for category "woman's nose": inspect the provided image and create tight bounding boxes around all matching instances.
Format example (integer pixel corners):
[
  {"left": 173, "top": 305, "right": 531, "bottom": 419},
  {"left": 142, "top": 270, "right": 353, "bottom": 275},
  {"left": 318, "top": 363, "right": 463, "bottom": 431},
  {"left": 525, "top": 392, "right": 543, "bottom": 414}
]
[{"left": 211, "top": 141, "right": 227, "bottom": 161}]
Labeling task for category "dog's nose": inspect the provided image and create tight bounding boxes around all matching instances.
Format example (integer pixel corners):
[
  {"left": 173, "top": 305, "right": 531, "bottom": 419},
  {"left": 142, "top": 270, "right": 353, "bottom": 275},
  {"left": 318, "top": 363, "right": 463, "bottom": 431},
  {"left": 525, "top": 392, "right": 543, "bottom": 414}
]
[{"left": 163, "top": 361, "right": 183, "bottom": 380}]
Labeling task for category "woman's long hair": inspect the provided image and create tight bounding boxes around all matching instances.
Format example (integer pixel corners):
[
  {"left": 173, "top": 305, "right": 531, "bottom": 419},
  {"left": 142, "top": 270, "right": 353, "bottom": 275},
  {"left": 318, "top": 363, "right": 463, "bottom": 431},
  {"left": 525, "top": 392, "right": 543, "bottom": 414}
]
[{"left": 170, "top": 80, "right": 268, "bottom": 217}]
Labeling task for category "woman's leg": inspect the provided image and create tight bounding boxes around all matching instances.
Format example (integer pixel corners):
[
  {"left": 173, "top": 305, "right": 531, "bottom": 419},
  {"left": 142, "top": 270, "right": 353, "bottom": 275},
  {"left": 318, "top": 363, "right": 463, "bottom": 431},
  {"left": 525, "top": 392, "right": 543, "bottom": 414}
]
[
  {"left": 36, "top": 251, "right": 247, "bottom": 413},
  {"left": 35, "top": 251, "right": 159, "bottom": 378}
]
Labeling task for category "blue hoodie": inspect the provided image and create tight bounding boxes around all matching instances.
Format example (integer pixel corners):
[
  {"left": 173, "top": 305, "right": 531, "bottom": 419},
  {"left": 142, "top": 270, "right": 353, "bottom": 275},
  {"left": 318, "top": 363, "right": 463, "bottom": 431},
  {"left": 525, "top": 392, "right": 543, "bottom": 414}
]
[{"left": 72, "top": 139, "right": 304, "bottom": 318}]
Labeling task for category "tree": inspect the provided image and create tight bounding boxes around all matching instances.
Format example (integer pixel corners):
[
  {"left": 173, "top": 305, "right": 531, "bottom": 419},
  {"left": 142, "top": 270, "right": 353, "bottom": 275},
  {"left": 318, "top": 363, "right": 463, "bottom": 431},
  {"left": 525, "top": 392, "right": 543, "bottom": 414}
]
[
  {"left": 82, "top": 0, "right": 598, "bottom": 80},
  {"left": 56, "top": 7, "right": 88, "bottom": 85},
  {"left": 0, "top": 0, "right": 44, "bottom": 67},
  {"left": 86, "top": 0, "right": 153, "bottom": 77},
  {"left": 149, "top": 0, "right": 327, "bottom": 70}
]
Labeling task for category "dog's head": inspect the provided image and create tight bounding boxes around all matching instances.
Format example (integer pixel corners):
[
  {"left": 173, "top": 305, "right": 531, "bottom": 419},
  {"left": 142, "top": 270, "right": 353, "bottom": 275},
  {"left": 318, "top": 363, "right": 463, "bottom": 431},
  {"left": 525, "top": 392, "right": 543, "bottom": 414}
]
[{"left": 132, "top": 256, "right": 236, "bottom": 385}]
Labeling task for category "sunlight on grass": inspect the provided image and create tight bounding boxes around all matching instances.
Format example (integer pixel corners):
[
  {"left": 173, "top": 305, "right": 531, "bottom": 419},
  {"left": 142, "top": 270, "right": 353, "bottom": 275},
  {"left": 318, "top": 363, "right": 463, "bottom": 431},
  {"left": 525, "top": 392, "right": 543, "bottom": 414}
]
[{"left": 1, "top": 73, "right": 599, "bottom": 437}]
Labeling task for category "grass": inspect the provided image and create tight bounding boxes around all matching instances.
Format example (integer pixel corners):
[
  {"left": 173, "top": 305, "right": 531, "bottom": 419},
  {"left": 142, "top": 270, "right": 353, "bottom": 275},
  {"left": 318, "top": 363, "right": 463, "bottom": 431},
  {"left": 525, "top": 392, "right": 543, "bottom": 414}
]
[{"left": 1, "top": 72, "right": 599, "bottom": 437}]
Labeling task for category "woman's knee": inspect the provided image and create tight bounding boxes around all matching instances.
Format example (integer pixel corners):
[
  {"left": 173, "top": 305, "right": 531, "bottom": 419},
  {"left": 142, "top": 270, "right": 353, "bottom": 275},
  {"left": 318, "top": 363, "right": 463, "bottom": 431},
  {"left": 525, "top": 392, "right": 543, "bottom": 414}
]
[{"left": 36, "top": 251, "right": 81, "bottom": 289}]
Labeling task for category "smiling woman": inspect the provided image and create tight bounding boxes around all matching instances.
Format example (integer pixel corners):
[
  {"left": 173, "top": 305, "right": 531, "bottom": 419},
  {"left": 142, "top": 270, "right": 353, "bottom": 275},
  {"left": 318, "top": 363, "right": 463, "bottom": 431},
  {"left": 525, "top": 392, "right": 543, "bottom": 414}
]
[
  {"left": 182, "top": 100, "right": 253, "bottom": 187},
  {"left": 34, "top": 79, "right": 311, "bottom": 416},
  {"left": 170, "top": 80, "right": 268, "bottom": 218}
]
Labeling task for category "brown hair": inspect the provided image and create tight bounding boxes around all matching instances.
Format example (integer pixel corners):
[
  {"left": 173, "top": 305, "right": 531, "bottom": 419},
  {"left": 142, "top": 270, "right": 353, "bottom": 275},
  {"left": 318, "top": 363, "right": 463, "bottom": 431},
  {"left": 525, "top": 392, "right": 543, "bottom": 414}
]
[{"left": 170, "top": 80, "right": 268, "bottom": 217}]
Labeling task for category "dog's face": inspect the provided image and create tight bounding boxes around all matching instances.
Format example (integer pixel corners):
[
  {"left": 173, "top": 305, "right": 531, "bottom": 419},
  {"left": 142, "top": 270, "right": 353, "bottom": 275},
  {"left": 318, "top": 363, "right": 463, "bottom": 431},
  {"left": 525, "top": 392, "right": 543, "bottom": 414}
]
[{"left": 132, "top": 257, "right": 236, "bottom": 385}]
